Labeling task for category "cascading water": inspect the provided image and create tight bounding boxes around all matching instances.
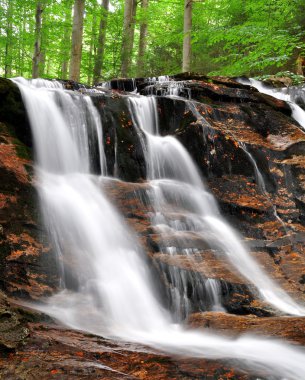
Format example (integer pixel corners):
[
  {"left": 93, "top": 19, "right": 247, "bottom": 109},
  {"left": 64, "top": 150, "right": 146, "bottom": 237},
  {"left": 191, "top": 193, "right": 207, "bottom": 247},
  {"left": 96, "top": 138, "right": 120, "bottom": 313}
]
[
  {"left": 144, "top": 79, "right": 191, "bottom": 98},
  {"left": 128, "top": 95, "right": 305, "bottom": 317},
  {"left": 189, "top": 93, "right": 289, "bottom": 235},
  {"left": 13, "top": 78, "right": 169, "bottom": 335},
  {"left": 237, "top": 78, "right": 305, "bottom": 129},
  {"left": 12, "top": 78, "right": 305, "bottom": 379}
]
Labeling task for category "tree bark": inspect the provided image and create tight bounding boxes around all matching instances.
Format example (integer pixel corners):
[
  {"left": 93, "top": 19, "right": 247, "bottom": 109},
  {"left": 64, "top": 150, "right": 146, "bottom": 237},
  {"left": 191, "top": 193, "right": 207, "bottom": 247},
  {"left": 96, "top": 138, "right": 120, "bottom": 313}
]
[
  {"left": 136, "top": 0, "right": 148, "bottom": 77},
  {"left": 182, "top": 0, "right": 192, "bottom": 73},
  {"left": 60, "top": 3, "right": 72, "bottom": 80},
  {"left": 296, "top": 55, "right": 305, "bottom": 75},
  {"left": 4, "top": 0, "right": 13, "bottom": 77},
  {"left": 93, "top": 0, "right": 109, "bottom": 85},
  {"left": 69, "top": 0, "right": 85, "bottom": 82},
  {"left": 32, "top": 2, "right": 43, "bottom": 78},
  {"left": 121, "top": 0, "right": 137, "bottom": 78}
]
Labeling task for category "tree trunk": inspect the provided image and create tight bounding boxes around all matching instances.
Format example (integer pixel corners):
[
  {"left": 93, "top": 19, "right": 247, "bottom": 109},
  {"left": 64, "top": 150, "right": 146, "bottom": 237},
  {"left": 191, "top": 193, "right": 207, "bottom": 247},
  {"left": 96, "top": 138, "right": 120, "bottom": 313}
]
[
  {"left": 92, "top": 0, "right": 109, "bottom": 85},
  {"left": 60, "top": 3, "right": 72, "bottom": 80},
  {"left": 19, "top": 8, "right": 27, "bottom": 76},
  {"left": 136, "top": 0, "right": 148, "bottom": 77},
  {"left": 182, "top": 0, "right": 192, "bottom": 73},
  {"left": 32, "top": 2, "right": 43, "bottom": 78},
  {"left": 87, "top": 6, "right": 98, "bottom": 85},
  {"left": 121, "top": 0, "right": 137, "bottom": 78},
  {"left": 69, "top": 0, "right": 85, "bottom": 82},
  {"left": 4, "top": 0, "right": 13, "bottom": 77},
  {"left": 296, "top": 55, "right": 305, "bottom": 75}
]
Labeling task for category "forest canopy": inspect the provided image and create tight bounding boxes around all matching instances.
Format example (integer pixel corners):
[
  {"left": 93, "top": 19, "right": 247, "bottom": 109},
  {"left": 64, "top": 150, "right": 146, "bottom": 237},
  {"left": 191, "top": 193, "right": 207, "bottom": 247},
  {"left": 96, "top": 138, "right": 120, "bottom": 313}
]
[{"left": 0, "top": 0, "right": 304, "bottom": 85}]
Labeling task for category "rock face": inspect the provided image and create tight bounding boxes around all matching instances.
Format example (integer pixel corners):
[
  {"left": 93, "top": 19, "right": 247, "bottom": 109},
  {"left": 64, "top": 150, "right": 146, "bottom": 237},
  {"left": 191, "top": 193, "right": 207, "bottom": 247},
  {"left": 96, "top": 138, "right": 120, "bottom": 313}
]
[
  {"left": 1, "top": 75, "right": 305, "bottom": 378},
  {"left": 0, "top": 120, "right": 58, "bottom": 300},
  {"left": 0, "top": 320, "right": 275, "bottom": 380},
  {"left": 0, "top": 291, "right": 29, "bottom": 350},
  {"left": 189, "top": 311, "right": 305, "bottom": 345}
]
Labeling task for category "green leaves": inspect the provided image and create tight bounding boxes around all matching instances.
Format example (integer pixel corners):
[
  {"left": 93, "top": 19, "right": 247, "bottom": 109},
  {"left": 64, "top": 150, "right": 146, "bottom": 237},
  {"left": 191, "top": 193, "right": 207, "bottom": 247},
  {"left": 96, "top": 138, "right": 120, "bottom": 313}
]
[
  {"left": 0, "top": 0, "right": 304, "bottom": 82},
  {"left": 199, "top": 0, "right": 305, "bottom": 76}
]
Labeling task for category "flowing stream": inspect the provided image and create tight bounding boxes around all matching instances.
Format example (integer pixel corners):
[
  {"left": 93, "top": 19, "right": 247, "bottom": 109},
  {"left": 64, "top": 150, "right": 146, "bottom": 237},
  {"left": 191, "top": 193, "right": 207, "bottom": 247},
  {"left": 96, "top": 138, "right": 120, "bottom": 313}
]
[
  {"left": 237, "top": 77, "right": 305, "bottom": 128},
  {"left": 12, "top": 78, "right": 305, "bottom": 379}
]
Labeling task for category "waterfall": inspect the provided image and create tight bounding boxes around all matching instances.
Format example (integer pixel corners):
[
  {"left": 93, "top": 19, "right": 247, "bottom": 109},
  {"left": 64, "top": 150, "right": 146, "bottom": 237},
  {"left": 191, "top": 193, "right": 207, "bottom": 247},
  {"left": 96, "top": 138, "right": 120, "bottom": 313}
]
[
  {"left": 12, "top": 78, "right": 305, "bottom": 380},
  {"left": 128, "top": 95, "right": 305, "bottom": 317},
  {"left": 13, "top": 78, "right": 169, "bottom": 335},
  {"left": 237, "top": 78, "right": 305, "bottom": 128}
]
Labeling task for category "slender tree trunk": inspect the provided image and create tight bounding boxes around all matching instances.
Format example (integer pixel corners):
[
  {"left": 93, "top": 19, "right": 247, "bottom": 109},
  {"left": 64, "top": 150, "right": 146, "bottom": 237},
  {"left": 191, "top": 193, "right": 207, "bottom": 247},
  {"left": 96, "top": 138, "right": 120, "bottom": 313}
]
[
  {"left": 296, "top": 55, "right": 305, "bottom": 75},
  {"left": 69, "top": 0, "right": 85, "bottom": 82},
  {"left": 136, "top": 0, "right": 148, "bottom": 77},
  {"left": 32, "top": 2, "right": 43, "bottom": 78},
  {"left": 20, "top": 9, "right": 27, "bottom": 76},
  {"left": 93, "top": 0, "right": 109, "bottom": 85},
  {"left": 60, "top": 3, "right": 72, "bottom": 79},
  {"left": 182, "top": 0, "right": 192, "bottom": 73},
  {"left": 4, "top": 0, "right": 13, "bottom": 77},
  {"left": 121, "top": 0, "right": 137, "bottom": 78},
  {"left": 88, "top": 3, "right": 98, "bottom": 85},
  {"left": 62, "top": 60, "right": 69, "bottom": 80}
]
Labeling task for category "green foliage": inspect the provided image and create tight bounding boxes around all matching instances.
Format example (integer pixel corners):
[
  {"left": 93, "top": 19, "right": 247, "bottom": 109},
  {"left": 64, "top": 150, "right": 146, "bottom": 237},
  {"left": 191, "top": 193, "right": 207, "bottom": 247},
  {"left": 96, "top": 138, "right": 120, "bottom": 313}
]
[
  {"left": 255, "top": 71, "right": 305, "bottom": 86},
  {"left": 0, "top": 0, "right": 304, "bottom": 83}
]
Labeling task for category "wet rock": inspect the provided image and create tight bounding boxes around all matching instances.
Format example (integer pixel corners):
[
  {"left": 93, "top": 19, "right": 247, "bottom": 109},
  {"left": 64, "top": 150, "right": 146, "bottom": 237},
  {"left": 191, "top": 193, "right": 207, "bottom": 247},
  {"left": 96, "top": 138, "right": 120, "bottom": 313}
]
[
  {"left": 0, "top": 291, "right": 29, "bottom": 350},
  {"left": 0, "top": 122, "right": 58, "bottom": 299},
  {"left": 188, "top": 311, "right": 305, "bottom": 345},
  {"left": 0, "top": 321, "right": 275, "bottom": 379},
  {"left": 0, "top": 78, "right": 32, "bottom": 147},
  {"left": 92, "top": 94, "right": 147, "bottom": 181}
]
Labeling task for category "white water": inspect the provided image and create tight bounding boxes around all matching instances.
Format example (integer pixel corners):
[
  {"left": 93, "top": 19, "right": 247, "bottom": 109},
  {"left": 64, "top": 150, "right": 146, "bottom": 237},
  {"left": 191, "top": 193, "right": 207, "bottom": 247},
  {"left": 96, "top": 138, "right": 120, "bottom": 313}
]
[
  {"left": 128, "top": 95, "right": 305, "bottom": 318},
  {"left": 238, "top": 78, "right": 305, "bottom": 128},
  {"left": 144, "top": 79, "right": 191, "bottom": 98},
  {"left": 14, "top": 78, "right": 168, "bottom": 334},
  {"left": 13, "top": 79, "right": 305, "bottom": 379}
]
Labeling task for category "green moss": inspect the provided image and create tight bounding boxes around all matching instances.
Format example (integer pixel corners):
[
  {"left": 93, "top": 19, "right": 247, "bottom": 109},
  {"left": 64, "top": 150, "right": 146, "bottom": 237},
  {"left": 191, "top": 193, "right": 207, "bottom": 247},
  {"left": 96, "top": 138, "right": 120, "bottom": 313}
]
[{"left": 14, "top": 142, "right": 31, "bottom": 160}]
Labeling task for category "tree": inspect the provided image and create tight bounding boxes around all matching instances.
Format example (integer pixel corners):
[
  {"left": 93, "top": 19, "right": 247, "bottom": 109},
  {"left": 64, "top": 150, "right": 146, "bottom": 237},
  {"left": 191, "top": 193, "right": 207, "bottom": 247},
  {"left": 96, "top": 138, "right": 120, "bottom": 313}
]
[
  {"left": 69, "top": 0, "right": 85, "bottom": 82},
  {"left": 93, "top": 0, "right": 109, "bottom": 84},
  {"left": 0, "top": 0, "right": 304, "bottom": 81},
  {"left": 137, "top": 0, "right": 148, "bottom": 77},
  {"left": 59, "top": 2, "right": 73, "bottom": 79},
  {"left": 121, "top": 0, "right": 137, "bottom": 78},
  {"left": 182, "top": 0, "right": 192, "bottom": 72},
  {"left": 32, "top": 1, "right": 44, "bottom": 78},
  {"left": 4, "top": 0, "right": 13, "bottom": 77}
]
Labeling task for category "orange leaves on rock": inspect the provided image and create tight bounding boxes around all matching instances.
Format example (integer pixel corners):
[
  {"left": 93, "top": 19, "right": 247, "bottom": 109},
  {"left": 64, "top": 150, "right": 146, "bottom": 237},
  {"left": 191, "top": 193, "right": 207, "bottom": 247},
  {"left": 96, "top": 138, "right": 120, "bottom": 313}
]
[
  {"left": 50, "top": 369, "right": 60, "bottom": 375},
  {"left": 0, "top": 132, "right": 31, "bottom": 184},
  {"left": 0, "top": 193, "right": 17, "bottom": 209},
  {"left": 224, "top": 369, "right": 237, "bottom": 379},
  {"left": 75, "top": 351, "right": 84, "bottom": 357},
  {"left": 289, "top": 253, "right": 300, "bottom": 261},
  {"left": 6, "top": 232, "right": 50, "bottom": 260}
]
